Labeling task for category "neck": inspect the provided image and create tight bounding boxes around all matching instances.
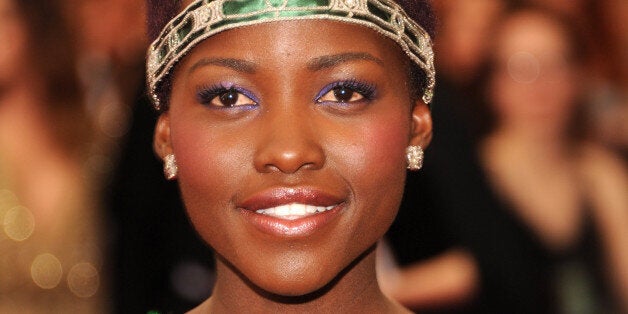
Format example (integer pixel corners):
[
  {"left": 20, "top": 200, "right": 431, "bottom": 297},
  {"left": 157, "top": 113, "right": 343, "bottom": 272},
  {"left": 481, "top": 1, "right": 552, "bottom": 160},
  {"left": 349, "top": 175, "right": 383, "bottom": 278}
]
[{"left": 204, "top": 247, "right": 401, "bottom": 313}]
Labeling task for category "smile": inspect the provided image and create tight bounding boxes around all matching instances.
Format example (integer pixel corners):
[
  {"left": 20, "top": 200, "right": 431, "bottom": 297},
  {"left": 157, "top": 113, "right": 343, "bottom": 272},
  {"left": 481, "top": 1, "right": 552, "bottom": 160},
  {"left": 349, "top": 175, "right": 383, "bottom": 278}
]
[
  {"left": 255, "top": 203, "right": 337, "bottom": 220},
  {"left": 238, "top": 187, "right": 346, "bottom": 237}
]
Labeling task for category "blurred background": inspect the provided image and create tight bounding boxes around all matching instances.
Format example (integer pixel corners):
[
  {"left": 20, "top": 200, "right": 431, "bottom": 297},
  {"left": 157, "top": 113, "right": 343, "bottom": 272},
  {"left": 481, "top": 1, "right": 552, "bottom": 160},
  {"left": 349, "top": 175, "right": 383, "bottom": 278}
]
[{"left": 0, "top": 0, "right": 626, "bottom": 313}]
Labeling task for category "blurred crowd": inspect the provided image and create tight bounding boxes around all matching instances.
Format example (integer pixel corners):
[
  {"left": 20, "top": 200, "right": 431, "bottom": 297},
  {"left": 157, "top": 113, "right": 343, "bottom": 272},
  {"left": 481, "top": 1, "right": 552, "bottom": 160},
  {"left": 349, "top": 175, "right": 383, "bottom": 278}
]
[
  {"left": 0, "top": 0, "right": 145, "bottom": 312},
  {"left": 0, "top": 0, "right": 626, "bottom": 313}
]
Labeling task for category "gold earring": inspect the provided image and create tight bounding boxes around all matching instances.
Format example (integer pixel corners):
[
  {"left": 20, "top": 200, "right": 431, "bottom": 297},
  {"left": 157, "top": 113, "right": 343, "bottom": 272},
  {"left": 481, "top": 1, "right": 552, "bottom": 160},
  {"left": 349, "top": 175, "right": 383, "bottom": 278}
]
[
  {"left": 164, "top": 154, "right": 178, "bottom": 180},
  {"left": 406, "top": 145, "right": 424, "bottom": 171}
]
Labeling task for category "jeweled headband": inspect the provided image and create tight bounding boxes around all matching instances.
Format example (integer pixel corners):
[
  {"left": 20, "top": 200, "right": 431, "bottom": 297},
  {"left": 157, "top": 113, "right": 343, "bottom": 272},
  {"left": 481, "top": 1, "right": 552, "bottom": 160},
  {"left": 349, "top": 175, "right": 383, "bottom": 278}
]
[{"left": 147, "top": 0, "right": 435, "bottom": 110}]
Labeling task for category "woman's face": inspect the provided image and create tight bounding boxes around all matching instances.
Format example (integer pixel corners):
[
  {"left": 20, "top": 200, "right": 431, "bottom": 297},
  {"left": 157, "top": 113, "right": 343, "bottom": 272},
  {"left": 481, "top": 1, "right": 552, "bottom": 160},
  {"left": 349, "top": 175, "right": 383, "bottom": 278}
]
[
  {"left": 489, "top": 12, "right": 580, "bottom": 128},
  {"left": 155, "top": 20, "right": 431, "bottom": 296}
]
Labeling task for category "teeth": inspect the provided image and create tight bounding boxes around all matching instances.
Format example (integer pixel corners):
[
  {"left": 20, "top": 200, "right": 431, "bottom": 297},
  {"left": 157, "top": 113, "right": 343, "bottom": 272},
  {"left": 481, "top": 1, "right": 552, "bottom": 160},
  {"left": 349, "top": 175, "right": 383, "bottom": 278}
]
[
  {"left": 254, "top": 203, "right": 336, "bottom": 220},
  {"left": 276, "top": 204, "right": 290, "bottom": 216}
]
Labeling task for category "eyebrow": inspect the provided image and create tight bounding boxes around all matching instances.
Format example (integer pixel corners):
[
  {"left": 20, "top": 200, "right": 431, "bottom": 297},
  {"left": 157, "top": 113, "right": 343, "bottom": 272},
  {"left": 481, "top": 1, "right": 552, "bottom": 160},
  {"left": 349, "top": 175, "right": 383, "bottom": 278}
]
[
  {"left": 188, "top": 57, "right": 257, "bottom": 75},
  {"left": 307, "top": 52, "right": 384, "bottom": 71}
]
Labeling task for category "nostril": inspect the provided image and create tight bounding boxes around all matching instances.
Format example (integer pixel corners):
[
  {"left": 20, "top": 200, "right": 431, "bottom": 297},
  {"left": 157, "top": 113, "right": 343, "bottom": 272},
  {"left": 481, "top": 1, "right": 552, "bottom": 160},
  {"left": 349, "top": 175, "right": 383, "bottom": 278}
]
[
  {"left": 296, "top": 161, "right": 319, "bottom": 172},
  {"left": 262, "top": 163, "right": 281, "bottom": 173},
  {"left": 255, "top": 143, "right": 325, "bottom": 174}
]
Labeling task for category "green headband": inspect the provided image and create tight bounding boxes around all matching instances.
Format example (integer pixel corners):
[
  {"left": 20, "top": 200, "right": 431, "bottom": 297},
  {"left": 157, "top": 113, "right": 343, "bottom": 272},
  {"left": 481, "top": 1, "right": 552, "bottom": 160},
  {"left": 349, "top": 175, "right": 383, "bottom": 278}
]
[{"left": 147, "top": 0, "right": 435, "bottom": 110}]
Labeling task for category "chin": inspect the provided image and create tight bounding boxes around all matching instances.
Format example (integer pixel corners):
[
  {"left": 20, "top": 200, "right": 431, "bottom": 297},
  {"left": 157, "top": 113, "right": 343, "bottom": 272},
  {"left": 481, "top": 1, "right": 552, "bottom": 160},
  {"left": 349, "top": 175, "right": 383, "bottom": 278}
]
[
  {"left": 257, "top": 276, "right": 332, "bottom": 298},
  {"left": 245, "top": 255, "right": 345, "bottom": 298},
  {"left": 246, "top": 244, "right": 376, "bottom": 300}
]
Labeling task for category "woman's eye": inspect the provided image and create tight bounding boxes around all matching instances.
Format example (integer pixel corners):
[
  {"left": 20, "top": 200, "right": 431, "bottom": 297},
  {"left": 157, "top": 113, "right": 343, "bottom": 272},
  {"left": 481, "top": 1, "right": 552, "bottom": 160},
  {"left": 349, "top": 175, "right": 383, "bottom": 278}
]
[
  {"left": 315, "top": 80, "right": 376, "bottom": 105},
  {"left": 213, "top": 88, "right": 255, "bottom": 107},
  {"left": 319, "top": 86, "right": 365, "bottom": 103},
  {"left": 197, "top": 86, "right": 258, "bottom": 108}
]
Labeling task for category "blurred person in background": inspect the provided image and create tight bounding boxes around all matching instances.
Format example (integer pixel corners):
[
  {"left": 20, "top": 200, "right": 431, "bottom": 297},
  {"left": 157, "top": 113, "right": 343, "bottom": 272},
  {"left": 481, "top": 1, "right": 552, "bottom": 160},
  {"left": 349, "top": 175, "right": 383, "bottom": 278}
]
[
  {"left": 0, "top": 0, "right": 107, "bottom": 312},
  {"left": 476, "top": 4, "right": 628, "bottom": 312}
]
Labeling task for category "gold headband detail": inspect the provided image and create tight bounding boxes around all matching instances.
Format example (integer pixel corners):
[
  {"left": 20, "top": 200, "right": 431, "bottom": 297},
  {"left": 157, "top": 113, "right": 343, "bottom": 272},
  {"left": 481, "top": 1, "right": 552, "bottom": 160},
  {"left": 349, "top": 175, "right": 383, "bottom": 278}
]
[{"left": 147, "top": 0, "right": 435, "bottom": 110}]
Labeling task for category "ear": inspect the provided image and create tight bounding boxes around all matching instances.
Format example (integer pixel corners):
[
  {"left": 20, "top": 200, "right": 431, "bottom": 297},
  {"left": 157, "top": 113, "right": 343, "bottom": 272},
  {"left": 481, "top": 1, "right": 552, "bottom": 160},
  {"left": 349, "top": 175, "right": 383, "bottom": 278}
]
[
  {"left": 153, "top": 113, "right": 173, "bottom": 159},
  {"left": 409, "top": 101, "right": 433, "bottom": 148}
]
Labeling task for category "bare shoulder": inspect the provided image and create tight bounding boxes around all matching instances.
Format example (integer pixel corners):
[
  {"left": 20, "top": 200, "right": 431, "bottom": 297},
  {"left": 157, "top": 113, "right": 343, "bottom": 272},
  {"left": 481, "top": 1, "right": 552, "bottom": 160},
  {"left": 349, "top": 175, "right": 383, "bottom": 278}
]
[
  {"left": 579, "top": 142, "right": 628, "bottom": 223},
  {"left": 580, "top": 142, "right": 628, "bottom": 187}
]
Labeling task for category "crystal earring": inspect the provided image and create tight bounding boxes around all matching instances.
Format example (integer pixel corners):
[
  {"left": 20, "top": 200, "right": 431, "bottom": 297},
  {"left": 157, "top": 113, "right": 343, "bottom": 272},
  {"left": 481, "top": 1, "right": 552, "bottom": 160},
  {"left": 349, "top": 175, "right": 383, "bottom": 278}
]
[
  {"left": 406, "top": 145, "right": 424, "bottom": 171},
  {"left": 164, "top": 154, "right": 178, "bottom": 180}
]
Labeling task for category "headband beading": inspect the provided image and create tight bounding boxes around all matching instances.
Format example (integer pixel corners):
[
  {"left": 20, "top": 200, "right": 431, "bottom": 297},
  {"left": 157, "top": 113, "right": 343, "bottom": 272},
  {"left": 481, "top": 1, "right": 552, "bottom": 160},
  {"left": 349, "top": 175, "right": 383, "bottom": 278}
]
[{"left": 147, "top": 0, "right": 435, "bottom": 110}]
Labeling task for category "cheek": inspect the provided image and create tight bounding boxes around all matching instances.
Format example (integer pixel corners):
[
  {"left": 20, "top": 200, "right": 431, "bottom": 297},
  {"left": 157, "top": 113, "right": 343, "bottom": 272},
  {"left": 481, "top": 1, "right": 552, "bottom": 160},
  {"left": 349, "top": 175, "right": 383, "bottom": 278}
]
[
  {"left": 355, "top": 118, "right": 408, "bottom": 173},
  {"left": 336, "top": 109, "right": 410, "bottom": 232},
  {"left": 172, "top": 123, "right": 226, "bottom": 186},
  {"left": 168, "top": 115, "right": 245, "bottom": 236}
]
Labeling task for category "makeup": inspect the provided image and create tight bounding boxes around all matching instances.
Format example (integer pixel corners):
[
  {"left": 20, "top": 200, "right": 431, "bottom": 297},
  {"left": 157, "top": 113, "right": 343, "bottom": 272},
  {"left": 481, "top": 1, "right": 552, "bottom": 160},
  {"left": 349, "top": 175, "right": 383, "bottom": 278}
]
[
  {"left": 238, "top": 187, "right": 346, "bottom": 237},
  {"left": 314, "top": 78, "right": 377, "bottom": 105},
  {"left": 196, "top": 82, "right": 259, "bottom": 109}
]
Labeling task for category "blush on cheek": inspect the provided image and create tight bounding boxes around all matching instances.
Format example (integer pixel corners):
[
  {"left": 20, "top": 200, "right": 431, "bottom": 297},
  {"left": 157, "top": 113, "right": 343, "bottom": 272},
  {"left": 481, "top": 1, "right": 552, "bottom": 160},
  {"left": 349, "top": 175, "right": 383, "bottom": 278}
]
[
  {"left": 357, "top": 117, "right": 409, "bottom": 172},
  {"left": 338, "top": 113, "right": 410, "bottom": 222},
  {"left": 169, "top": 120, "right": 234, "bottom": 202},
  {"left": 169, "top": 123, "right": 241, "bottom": 247},
  {"left": 341, "top": 115, "right": 409, "bottom": 243}
]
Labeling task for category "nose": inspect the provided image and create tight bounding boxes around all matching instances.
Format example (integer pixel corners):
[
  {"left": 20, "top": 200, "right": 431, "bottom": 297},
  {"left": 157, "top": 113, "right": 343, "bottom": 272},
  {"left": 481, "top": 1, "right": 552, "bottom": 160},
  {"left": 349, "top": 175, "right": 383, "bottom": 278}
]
[{"left": 253, "top": 106, "right": 325, "bottom": 174}]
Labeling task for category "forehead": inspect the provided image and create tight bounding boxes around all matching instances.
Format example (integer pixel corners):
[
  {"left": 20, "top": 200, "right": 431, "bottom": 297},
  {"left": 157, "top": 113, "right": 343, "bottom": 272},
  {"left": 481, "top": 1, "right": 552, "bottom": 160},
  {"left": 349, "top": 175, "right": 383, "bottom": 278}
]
[
  {"left": 178, "top": 19, "right": 408, "bottom": 70},
  {"left": 494, "top": 13, "right": 570, "bottom": 59}
]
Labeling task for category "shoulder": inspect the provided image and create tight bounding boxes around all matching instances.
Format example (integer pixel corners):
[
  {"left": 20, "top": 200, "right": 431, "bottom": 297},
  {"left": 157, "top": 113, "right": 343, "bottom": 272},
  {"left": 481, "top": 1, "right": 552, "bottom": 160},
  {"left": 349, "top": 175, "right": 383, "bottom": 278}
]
[
  {"left": 579, "top": 142, "right": 627, "bottom": 221},
  {"left": 579, "top": 142, "right": 628, "bottom": 187}
]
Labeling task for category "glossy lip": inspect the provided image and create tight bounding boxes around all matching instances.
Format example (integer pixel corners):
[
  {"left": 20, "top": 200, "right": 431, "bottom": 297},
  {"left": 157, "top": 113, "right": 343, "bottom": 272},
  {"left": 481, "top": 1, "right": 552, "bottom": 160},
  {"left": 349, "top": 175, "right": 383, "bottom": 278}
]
[{"left": 238, "top": 187, "right": 346, "bottom": 237}]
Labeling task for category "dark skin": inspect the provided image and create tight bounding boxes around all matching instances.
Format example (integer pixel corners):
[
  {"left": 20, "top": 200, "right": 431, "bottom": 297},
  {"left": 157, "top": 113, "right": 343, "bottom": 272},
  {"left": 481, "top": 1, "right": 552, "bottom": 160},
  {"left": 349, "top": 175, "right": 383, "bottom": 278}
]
[{"left": 154, "top": 18, "right": 432, "bottom": 313}]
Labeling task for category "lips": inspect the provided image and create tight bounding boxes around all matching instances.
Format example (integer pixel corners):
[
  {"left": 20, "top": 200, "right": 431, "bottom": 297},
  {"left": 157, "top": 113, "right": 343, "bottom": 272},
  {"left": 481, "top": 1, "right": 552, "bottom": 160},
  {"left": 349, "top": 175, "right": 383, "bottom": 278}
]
[{"left": 238, "top": 187, "right": 345, "bottom": 236}]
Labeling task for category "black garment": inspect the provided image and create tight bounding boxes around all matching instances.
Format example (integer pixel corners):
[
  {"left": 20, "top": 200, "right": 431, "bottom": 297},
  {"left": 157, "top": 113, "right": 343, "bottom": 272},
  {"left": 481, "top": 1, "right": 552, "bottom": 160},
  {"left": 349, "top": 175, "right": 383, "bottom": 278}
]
[
  {"left": 388, "top": 76, "right": 482, "bottom": 267},
  {"left": 106, "top": 94, "right": 215, "bottom": 314},
  {"left": 386, "top": 78, "right": 615, "bottom": 313}
]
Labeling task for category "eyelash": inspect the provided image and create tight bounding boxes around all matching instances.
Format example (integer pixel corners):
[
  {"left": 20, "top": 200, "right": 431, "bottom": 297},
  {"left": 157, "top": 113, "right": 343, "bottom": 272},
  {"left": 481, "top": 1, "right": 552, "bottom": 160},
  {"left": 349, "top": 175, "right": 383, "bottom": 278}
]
[
  {"left": 195, "top": 83, "right": 258, "bottom": 108},
  {"left": 195, "top": 79, "right": 376, "bottom": 108},
  {"left": 314, "top": 79, "right": 377, "bottom": 103}
]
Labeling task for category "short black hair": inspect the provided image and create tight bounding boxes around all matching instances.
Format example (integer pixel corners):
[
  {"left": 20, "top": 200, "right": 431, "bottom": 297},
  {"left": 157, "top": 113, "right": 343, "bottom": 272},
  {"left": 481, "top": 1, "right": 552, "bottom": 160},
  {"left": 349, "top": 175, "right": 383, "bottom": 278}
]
[
  {"left": 147, "top": 0, "right": 183, "bottom": 43},
  {"left": 146, "top": 0, "right": 437, "bottom": 110}
]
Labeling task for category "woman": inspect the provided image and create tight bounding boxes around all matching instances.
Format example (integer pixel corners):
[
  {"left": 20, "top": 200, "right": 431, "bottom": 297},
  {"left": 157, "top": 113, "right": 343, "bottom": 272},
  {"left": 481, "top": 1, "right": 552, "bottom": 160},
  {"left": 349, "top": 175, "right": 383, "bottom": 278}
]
[
  {"left": 146, "top": 0, "right": 435, "bottom": 312},
  {"left": 477, "top": 5, "right": 628, "bottom": 312}
]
